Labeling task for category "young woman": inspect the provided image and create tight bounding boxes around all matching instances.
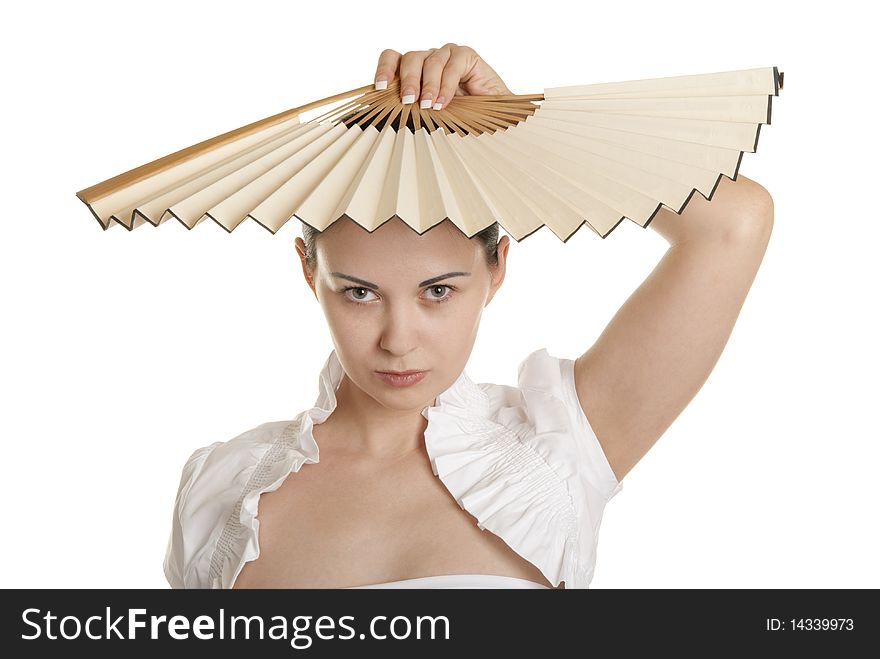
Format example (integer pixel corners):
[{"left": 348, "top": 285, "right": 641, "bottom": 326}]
[{"left": 163, "top": 44, "right": 774, "bottom": 589}]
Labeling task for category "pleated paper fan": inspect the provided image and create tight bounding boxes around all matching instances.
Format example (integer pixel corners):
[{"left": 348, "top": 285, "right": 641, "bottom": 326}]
[{"left": 75, "top": 65, "right": 783, "bottom": 242}]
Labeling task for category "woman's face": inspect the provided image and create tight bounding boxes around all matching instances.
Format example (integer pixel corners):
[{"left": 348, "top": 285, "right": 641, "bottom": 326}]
[{"left": 295, "top": 218, "right": 510, "bottom": 412}]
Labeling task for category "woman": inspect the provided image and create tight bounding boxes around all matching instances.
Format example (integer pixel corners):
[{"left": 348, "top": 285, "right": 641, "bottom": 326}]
[{"left": 163, "top": 44, "right": 775, "bottom": 590}]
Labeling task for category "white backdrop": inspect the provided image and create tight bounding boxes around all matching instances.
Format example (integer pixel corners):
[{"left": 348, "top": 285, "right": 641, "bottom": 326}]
[{"left": 1, "top": 0, "right": 876, "bottom": 588}]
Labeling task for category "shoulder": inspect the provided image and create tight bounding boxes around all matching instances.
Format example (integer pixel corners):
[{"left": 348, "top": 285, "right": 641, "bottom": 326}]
[
  {"left": 490, "top": 347, "right": 621, "bottom": 501},
  {"left": 162, "top": 418, "right": 296, "bottom": 588},
  {"left": 174, "top": 418, "right": 297, "bottom": 508},
  {"left": 432, "top": 347, "right": 621, "bottom": 502},
  {"left": 175, "top": 419, "right": 293, "bottom": 490},
  {"left": 194, "top": 419, "right": 294, "bottom": 471}
]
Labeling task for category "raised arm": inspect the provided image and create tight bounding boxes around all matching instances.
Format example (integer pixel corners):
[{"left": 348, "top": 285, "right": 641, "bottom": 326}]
[{"left": 573, "top": 174, "right": 774, "bottom": 482}]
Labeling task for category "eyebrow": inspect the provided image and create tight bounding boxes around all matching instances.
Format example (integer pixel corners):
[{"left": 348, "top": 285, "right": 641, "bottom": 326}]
[{"left": 330, "top": 271, "right": 472, "bottom": 290}]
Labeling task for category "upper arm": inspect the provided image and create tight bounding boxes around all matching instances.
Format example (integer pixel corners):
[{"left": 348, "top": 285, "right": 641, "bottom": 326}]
[{"left": 573, "top": 177, "right": 774, "bottom": 482}]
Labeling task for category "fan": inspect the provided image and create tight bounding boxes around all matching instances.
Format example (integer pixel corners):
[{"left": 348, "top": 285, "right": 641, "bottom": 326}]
[{"left": 75, "top": 66, "right": 783, "bottom": 242}]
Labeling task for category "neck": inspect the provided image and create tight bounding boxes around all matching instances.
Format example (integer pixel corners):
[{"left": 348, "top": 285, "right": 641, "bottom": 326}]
[{"left": 319, "top": 374, "right": 437, "bottom": 460}]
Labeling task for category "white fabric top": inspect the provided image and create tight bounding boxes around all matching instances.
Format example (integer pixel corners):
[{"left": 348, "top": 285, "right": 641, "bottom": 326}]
[{"left": 163, "top": 347, "right": 622, "bottom": 590}]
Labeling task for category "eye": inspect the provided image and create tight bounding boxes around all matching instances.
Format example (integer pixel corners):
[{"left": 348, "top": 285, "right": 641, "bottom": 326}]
[
  {"left": 423, "top": 284, "right": 455, "bottom": 303},
  {"left": 340, "top": 285, "right": 457, "bottom": 305},
  {"left": 342, "top": 287, "right": 378, "bottom": 303}
]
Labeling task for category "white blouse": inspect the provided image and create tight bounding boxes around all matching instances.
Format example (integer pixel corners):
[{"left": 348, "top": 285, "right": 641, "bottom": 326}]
[{"left": 163, "top": 347, "right": 623, "bottom": 589}]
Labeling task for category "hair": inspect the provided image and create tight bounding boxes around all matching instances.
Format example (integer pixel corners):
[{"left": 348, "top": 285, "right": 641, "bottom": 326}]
[{"left": 300, "top": 220, "right": 500, "bottom": 274}]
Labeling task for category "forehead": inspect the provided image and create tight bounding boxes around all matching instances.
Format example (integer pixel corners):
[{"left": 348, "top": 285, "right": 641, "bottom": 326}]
[{"left": 316, "top": 218, "right": 480, "bottom": 271}]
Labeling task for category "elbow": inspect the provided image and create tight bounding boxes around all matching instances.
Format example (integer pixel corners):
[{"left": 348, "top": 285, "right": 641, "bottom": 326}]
[{"left": 722, "top": 178, "right": 774, "bottom": 246}]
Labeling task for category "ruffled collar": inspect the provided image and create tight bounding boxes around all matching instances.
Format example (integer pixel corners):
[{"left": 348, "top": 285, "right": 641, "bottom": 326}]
[{"left": 296, "top": 348, "right": 490, "bottom": 463}]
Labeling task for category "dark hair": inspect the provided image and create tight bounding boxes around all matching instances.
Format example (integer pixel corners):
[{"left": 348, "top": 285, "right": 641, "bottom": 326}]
[{"left": 300, "top": 220, "right": 500, "bottom": 274}]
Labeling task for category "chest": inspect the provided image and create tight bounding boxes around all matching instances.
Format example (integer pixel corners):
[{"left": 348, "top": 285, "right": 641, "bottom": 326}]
[{"left": 230, "top": 446, "right": 557, "bottom": 589}]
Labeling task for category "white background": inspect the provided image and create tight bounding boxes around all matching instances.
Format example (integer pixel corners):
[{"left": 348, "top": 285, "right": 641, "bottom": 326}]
[{"left": 1, "top": 0, "right": 876, "bottom": 589}]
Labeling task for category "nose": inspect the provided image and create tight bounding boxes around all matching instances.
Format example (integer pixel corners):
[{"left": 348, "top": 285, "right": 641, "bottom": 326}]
[{"left": 378, "top": 302, "right": 422, "bottom": 356}]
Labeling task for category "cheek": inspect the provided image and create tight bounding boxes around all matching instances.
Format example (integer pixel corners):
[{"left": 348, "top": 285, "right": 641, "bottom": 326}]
[
  {"left": 323, "top": 300, "right": 370, "bottom": 335},
  {"left": 455, "top": 293, "right": 487, "bottom": 326}
]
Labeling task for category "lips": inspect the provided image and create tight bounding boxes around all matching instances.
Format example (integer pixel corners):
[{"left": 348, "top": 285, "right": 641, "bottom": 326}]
[{"left": 375, "top": 370, "right": 429, "bottom": 388}]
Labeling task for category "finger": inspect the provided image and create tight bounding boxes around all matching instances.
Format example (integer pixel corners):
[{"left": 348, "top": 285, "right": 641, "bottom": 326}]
[
  {"left": 398, "top": 49, "right": 431, "bottom": 104},
  {"left": 436, "top": 45, "right": 475, "bottom": 109},
  {"left": 418, "top": 47, "right": 451, "bottom": 109},
  {"left": 374, "top": 49, "right": 401, "bottom": 90}
]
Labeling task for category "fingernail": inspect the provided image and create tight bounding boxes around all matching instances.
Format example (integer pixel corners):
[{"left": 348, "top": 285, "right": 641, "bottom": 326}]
[
  {"left": 374, "top": 79, "right": 388, "bottom": 90},
  {"left": 433, "top": 96, "right": 445, "bottom": 110},
  {"left": 419, "top": 96, "right": 433, "bottom": 109},
  {"left": 401, "top": 91, "right": 416, "bottom": 104}
]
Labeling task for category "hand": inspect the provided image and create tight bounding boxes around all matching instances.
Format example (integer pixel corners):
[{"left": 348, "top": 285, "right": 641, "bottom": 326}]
[{"left": 373, "top": 43, "right": 513, "bottom": 110}]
